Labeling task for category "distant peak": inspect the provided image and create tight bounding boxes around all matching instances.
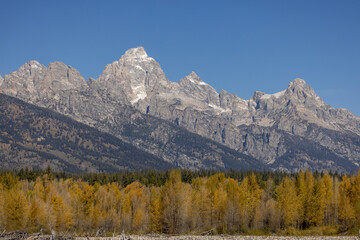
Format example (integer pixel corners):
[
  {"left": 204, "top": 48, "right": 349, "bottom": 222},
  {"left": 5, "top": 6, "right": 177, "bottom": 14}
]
[
  {"left": 188, "top": 71, "right": 199, "bottom": 78},
  {"left": 287, "top": 78, "right": 312, "bottom": 91},
  {"left": 22, "top": 60, "right": 44, "bottom": 69},
  {"left": 285, "top": 78, "right": 324, "bottom": 105},
  {"left": 18, "top": 60, "right": 45, "bottom": 72},
  {"left": 292, "top": 78, "right": 307, "bottom": 85},
  {"left": 28, "top": 60, "right": 42, "bottom": 66},
  {"left": 183, "top": 71, "right": 208, "bottom": 85},
  {"left": 185, "top": 71, "right": 202, "bottom": 82},
  {"left": 124, "top": 46, "right": 148, "bottom": 58}
]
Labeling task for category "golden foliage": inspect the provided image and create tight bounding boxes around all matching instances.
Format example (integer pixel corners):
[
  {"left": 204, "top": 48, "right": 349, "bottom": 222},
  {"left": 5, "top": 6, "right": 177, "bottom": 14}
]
[{"left": 0, "top": 169, "right": 359, "bottom": 234}]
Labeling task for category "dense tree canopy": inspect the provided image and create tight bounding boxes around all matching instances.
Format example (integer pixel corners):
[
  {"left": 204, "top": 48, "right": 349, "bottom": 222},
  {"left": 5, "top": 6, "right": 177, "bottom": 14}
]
[{"left": 0, "top": 168, "right": 359, "bottom": 235}]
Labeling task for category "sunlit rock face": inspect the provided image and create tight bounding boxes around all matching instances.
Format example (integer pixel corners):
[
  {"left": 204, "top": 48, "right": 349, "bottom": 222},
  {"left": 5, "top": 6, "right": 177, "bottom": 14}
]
[{"left": 1, "top": 46, "right": 360, "bottom": 173}]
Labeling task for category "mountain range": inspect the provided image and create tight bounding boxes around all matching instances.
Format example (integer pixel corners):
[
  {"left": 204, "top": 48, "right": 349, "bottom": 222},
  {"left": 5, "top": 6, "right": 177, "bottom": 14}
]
[{"left": 1, "top": 47, "right": 359, "bottom": 173}]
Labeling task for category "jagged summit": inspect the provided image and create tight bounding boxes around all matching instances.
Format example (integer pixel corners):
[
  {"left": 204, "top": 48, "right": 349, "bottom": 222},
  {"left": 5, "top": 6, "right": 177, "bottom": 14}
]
[
  {"left": 287, "top": 78, "right": 314, "bottom": 92},
  {"left": 1, "top": 47, "right": 360, "bottom": 173},
  {"left": 183, "top": 71, "right": 212, "bottom": 86},
  {"left": 250, "top": 78, "right": 320, "bottom": 103},
  {"left": 27, "top": 60, "right": 43, "bottom": 67},
  {"left": 124, "top": 46, "right": 148, "bottom": 58},
  {"left": 187, "top": 71, "right": 200, "bottom": 79},
  {"left": 284, "top": 78, "right": 324, "bottom": 106},
  {"left": 121, "top": 46, "right": 154, "bottom": 63},
  {"left": 292, "top": 77, "right": 306, "bottom": 85},
  {"left": 19, "top": 60, "right": 46, "bottom": 75},
  {"left": 183, "top": 71, "right": 208, "bottom": 85}
]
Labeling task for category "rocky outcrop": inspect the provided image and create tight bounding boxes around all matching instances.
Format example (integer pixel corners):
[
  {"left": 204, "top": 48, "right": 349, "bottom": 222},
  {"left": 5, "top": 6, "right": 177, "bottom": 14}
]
[
  {"left": 1, "top": 46, "right": 359, "bottom": 172},
  {"left": 1, "top": 60, "right": 87, "bottom": 105}
]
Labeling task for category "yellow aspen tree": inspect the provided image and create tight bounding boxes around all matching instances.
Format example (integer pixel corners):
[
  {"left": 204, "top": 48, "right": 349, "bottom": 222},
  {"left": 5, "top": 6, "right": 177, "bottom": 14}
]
[
  {"left": 352, "top": 169, "right": 360, "bottom": 202},
  {"left": 81, "top": 184, "right": 95, "bottom": 217},
  {"left": 162, "top": 169, "right": 192, "bottom": 234},
  {"left": 121, "top": 181, "right": 149, "bottom": 232},
  {"left": 330, "top": 177, "right": 340, "bottom": 226},
  {"left": 206, "top": 173, "right": 227, "bottom": 233},
  {"left": 248, "top": 172, "right": 263, "bottom": 229},
  {"left": 63, "top": 208, "right": 74, "bottom": 231},
  {"left": 298, "top": 170, "right": 314, "bottom": 227},
  {"left": 50, "top": 194, "right": 66, "bottom": 229},
  {"left": 27, "top": 196, "right": 46, "bottom": 230},
  {"left": 149, "top": 186, "right": 162, "bottom": 233},
  {"left": 338, "top": 174, "right": 355, "bottom": 227},
  {"left": 131, "top": 186, "right": 149, "bottom": 232},
  {"left": 238, "top": 177, "right": 252, "bottom": 230},
  {"left": 109, "top": 182, "right": 122, "bottom": 214},
  {"left": 275, "top": 177, "right": 300, "bottom": 228},
  {"left": 68, "top": 181, "right": 94, "bottom": 230},
  {"left": 296, "top": 170, "right": 306, "bottom": 228},
  {"left": 224, "top": 178, "right": 241, "bottom": 232},
  {"left": 0, "top": 182, "right": 4, "bottom": 229},
  {"left": 320, "top": 173, "right": 333, "bottom": 225},
  {"left": 94, "top": 182, "right": 122, "bottom": 231},
  {"left": 259, "top": 178, "right": 280, "bottom": 232},
  {"left": 108, "top": 183, "right": 122, "bottom": 230},
  {"left": 190, "top": 177, "right": 211, "bottom": 231},
  {"left": 308, "top": 180, "right": 324, "bottom": 226},
  {"left": 93, "top": 185, "right": 107, "bottom": 229},
  {"left": 351, "top": 169, "right": 360, "bottom": 228},
  {"left": 33, "top": 177, "right": 46, "bottom": 201},
  {"left": 121, "top": 186, "right": 132, "bottom": 231},
  {"left": 67, "top": 181, "right": 82, "bottom": 228},
  {"left": 3, "top": 187, "right": 28, "bottom": 231}
]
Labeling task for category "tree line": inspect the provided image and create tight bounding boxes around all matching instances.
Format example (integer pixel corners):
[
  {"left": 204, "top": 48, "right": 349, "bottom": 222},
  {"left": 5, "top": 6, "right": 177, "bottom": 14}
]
[{"left": 0, "top": 168, "right": 359, "bottom": 235}]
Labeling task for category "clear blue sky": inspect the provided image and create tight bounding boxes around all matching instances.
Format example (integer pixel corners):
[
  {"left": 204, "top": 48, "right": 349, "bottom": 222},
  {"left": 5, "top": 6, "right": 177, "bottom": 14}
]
[{"left": 1, "top": 0, "right": 360, "bottom": 115}]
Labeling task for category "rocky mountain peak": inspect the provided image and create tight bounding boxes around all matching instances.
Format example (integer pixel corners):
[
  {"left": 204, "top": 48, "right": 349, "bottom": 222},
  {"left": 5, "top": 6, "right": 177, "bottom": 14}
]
[
  {"left": 46, "top": 61, "right": 87, "bottom": 90},
  {"left": 186, "top": 71, "right": 201, "bottom": 80},
  {"left": 95, "top": 47, "right": 170, "bottom": 106},
  {"left": 287, "top": 78, "right": 313, "bottom": 93},
  {"left": 18, "top": 60, "right": 47, "bottom": 76},
  {"left": 178, "top": 72, "right": 220, "bottom": 106},
  {"left": 285, "top": 78, "right": 324, "bottom": 106},
  {"left": 1, "top": 48, "right": 360, "bottom": 173},
  {"left": 0, "top": 61, "right": 47, "bottom": 99},
  {"left": 181, "top": 71, "right": 210, "bottom": 86},
  {"left": 48, "top": 61, "right": 67, "bottom": 69},
  {"left": 123, "top": 46, "right": 149, "bottom": 59},
  {"left": 292, "top": 78, "right": 306, "bottom": 85}
]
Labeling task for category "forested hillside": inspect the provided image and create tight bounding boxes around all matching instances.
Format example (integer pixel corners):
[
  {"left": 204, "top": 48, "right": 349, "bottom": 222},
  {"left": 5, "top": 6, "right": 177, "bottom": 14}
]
[
  {"left": 0, "top": 94, "right": 173, "bottom": 172},
  {"left": 0, "top": 169, "right": 359, "bottom": 235}
]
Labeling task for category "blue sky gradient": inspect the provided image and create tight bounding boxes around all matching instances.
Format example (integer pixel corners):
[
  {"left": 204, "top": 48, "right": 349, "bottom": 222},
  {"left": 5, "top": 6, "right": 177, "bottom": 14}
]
[{"left": 1, "top": 0, "right": 360, "bottom": 115}]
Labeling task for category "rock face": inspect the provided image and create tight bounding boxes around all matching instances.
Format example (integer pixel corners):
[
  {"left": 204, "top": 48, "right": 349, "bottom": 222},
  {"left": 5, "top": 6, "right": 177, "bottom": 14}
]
[
  {"left": 0, "top": 58, "right": 263, "bottom": 171},
  {"left": 1, "top": 46, "right": 360, "bottom": 173},
  {"left": 0, "top": 74, "right": 3, "bottom": 87}
]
